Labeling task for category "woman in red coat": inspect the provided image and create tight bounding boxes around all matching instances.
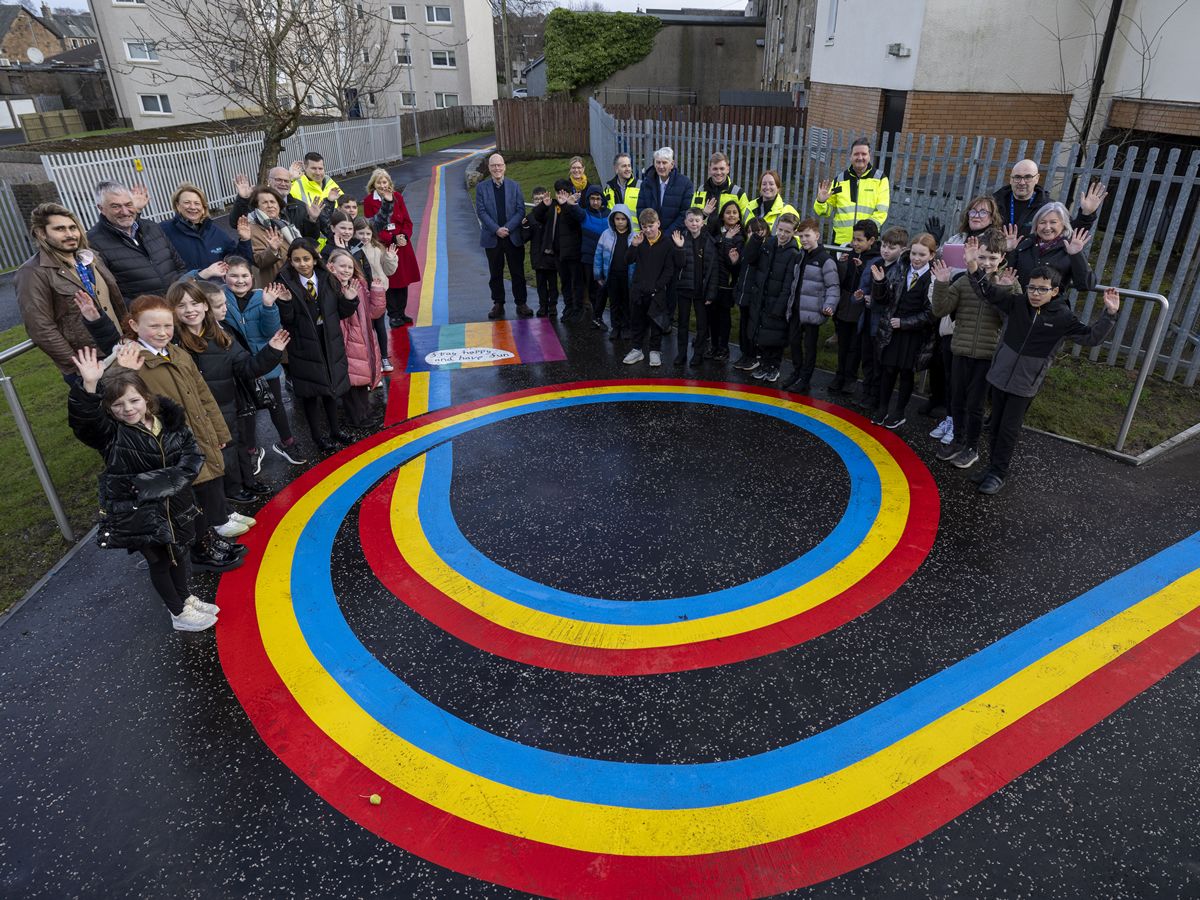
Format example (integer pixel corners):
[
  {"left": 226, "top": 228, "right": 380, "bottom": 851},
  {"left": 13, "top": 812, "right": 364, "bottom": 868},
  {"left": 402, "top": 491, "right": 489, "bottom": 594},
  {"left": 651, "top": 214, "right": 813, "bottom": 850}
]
[{"left": 362, "top": 168, "right": 421, "bottom": 327}]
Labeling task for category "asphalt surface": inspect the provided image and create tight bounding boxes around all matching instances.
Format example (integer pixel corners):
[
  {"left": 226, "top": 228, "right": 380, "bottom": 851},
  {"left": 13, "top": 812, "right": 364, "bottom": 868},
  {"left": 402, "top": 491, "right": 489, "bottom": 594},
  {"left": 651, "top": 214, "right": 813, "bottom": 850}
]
[{"left": 1, "top": 142, "right": 1198, "bottom": 899}]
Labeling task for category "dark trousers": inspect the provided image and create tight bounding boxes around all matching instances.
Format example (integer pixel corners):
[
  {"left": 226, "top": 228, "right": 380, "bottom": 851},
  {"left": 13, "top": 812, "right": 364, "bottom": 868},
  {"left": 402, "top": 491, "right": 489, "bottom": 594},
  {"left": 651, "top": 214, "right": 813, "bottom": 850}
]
[
  {"left": 738, "top": 304, "right": 756, "bottom": 358},
  {"left": 630, "top": 294, "right": 664, "bottom": 351},
  {"left": 343, "top": 386, "right": 372, "bottom": 427},
  {"left": 950, "top": 355, "right": 992, "bottom": 449},
  {"left": 264, "top": 377, "right": 293, "bottom": 443},
  {"left": 675, "top": 292, "right": 709, "bottom": 359},
  {"left": 589, "top": 277, "right": 608, "bottom": 321},
  {"left": 194, "top": 478, "right": 228, "bottom": 530},
  {"left": 141, "top": 543, "right": 191, "bottom": 616},
  {"left": 300, "top": 394, "right": 339, "bottom": 442},
  {"left": 535, "top": 268, "right": 559, "bottom": 311},
  {"left": 759, "top": 345, "right": 784, "bottom": 368},
  {"left": 607, "top": 273, "right": 630, "bottom": 331},
  {"left": 557, "top": 259, "right": 586, "bottom": 311},
  {"left": 788, "top": 320, "right": 821, "bottom": 382},
  {"left": 708, "top": 303, "right": 731, "bottom": 352},
  {"left": 988, "top": 388, "right": 1034, "bottom": 478},
  {"left": 833, "top": 319, "right": 861, "bottom": 385},
  {"left": 221, "top": 413, "right": 254, "bottom": 495},
  {"left": 859, "top": 327, "right": 880, "bottom": 398},
  {"left": 485, "top": 237, "right": 527, "bottom": 306},
  {"left": 371, "top": 314, "right": 391, "bottom": 362},
  {"left": 385, "top": 286, "right": 409, "bottom": 321},
  {"left": 878, "top": 365, "right": 916, "bottom": 416}
]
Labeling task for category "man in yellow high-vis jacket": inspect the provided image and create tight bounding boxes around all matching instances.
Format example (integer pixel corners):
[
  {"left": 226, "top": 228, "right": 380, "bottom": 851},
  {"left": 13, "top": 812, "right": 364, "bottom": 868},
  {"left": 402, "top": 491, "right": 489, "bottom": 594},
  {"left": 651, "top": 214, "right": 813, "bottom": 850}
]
[{"left": 813, "top": 139, "right": 889, "bottom": 244}]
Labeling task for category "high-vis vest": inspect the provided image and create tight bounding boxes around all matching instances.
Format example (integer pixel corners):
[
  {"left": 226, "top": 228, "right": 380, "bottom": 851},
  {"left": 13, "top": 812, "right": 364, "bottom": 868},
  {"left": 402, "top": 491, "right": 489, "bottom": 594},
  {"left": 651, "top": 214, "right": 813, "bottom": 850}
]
[
  {"left": 742, "top": 193, "right": 799, "bottom": 231},
  {"left": 604, "top": 176, "right": 641, "bottom": 223},
  {"left": 812, "top": 167, "right": 889, "bottom": 243},
  {"left": 290, "top": 173, "right": 342, "bottom": 205},
  {"left": 692, "top": 182, "right": 747, "bottom": 223}
]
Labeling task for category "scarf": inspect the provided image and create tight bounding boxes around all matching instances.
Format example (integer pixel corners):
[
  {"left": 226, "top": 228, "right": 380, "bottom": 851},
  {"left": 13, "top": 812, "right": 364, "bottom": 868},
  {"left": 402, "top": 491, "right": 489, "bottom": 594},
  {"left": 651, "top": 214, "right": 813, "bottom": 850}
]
[
  {"left": 249, "top": 208, "right": 300, "bottom": 246},
  {"left": 1036, "top": 236, "right": 1065, "bottom": 256},
  {"left": 570, "top": 173, "right": 588, "bottom": 193}
]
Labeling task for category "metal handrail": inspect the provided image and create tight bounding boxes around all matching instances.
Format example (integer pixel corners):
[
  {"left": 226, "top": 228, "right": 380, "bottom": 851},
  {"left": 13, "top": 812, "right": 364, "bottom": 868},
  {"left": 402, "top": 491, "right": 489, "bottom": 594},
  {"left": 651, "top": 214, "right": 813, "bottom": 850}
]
[{"left": 0, "top": 339, "right": 74, "bottom": 542}]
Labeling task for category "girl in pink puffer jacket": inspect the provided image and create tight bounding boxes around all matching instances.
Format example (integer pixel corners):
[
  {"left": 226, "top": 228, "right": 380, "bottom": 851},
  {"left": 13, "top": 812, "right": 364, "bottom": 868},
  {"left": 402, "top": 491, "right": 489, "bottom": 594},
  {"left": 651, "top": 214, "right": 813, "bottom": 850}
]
[{"left": 326, "top": 248, "right": 387, "bottom": 428}]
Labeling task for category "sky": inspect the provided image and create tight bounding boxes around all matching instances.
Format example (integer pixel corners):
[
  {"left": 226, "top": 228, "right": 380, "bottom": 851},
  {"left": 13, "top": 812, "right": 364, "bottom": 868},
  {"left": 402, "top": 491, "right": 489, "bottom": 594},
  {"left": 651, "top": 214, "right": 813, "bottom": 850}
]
[{"left": 26, "top": 0, "right": 751, "bottom": 11}]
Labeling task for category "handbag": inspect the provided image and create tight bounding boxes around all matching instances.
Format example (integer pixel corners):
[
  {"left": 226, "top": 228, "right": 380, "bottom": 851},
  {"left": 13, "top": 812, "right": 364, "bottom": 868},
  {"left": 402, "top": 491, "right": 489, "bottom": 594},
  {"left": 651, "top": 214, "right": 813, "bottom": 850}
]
[{"left": 235, "top": 375, "right": 277, "bottom": 416}]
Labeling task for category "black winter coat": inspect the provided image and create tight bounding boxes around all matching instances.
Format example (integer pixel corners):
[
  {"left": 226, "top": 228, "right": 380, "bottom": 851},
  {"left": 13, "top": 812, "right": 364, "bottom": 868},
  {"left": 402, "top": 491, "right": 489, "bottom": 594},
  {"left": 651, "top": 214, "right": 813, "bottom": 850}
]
[
  {"left": 715, "top": 231, "right": 744, "bottom": 308},
  {"left": 734, "top": 233, "right": 765, "bottom": 306},
  {"left": 871, "top": 257, "right": 934, "bottom": 368},
  {"left": 747, "top": 239, "right": 802, "bottom": 349},
  {"left": 182, "top": 332, "right": 283, "bottom": 422},
  {"left": 1007, "top": 237, "right": 1096, "bottom": 295},
  {"left": 86, "top": 216, "right": 191, "bottom": 298},
  {"left": 68, "top": 387, "right": 203, "bottom": 550},
  {"left": 275, "top": 264, "right": 357, "bottom": 398},
  {"left": 992, "top": 184, "right": 1097, "bottom": 237},
  {"left": 531, "top": 200, "right": 585, "bottom": 262},
  {"left": 677, "top": 229, "right": 718, "bottom": 301}
]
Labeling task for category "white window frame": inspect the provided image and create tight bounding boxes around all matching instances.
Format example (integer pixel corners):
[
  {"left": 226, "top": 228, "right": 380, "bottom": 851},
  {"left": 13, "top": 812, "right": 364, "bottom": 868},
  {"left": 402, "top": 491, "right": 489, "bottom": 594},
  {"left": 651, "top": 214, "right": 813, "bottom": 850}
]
[
  {"left": 394, "top": 48, "right": 411, "bottom": 66},
  {"left": 123, "top": 39, "right": 158, "bottom": 62},
  {"left": 399, "top": 91, "right": 416, "bottom": 107},
  {"left": 825, "top": 0, "right": 838, "bottom": 44},
  {"left": 112, "top": 0, "right": 146, "bottom": 5},
  {"left": 430, "top": 49, "right": 456, "bottom": 68},
  {"left": 361, "top": 48, "right": 369, "bottom": 63},
  {"left": 425, "top": 4, "right": 451, "bottom": 24},
  {"left": 434, "top": 92, "right": 458, "bottom": 109},
  {"left": 138, "top": 93, "right": 172, "bottom": 115},
  {"left": 389, "top": 4, "right": 406, "bottom": 21}
]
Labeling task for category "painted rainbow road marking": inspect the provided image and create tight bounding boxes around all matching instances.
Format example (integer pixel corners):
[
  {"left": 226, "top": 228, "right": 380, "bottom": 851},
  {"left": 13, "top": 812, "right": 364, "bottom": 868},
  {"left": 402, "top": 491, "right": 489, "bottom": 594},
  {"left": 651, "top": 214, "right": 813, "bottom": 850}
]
[
  {"left": 216, "top": 377, "right": 1200, "bottom": 897},
  {"left": 404, "top": 319, "right": 566, "bottom": 372},
  {"left": 359, "top": 381, "right": 937, "bottom": 673}
]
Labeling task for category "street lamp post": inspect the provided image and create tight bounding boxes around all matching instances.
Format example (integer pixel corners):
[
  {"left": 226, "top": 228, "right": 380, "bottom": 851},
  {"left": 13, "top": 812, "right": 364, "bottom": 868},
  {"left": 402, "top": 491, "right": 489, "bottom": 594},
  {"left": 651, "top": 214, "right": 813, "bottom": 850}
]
[{"left": 402, "top": 31, "right": 421, "bottom": 156}]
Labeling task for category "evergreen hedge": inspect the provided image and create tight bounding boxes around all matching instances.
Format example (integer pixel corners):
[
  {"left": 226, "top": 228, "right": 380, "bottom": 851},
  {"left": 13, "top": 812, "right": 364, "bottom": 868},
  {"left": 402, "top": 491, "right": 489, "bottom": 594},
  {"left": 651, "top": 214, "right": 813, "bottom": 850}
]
[{"left": 543, "top": 9, "right": 661, "bottom": 94}]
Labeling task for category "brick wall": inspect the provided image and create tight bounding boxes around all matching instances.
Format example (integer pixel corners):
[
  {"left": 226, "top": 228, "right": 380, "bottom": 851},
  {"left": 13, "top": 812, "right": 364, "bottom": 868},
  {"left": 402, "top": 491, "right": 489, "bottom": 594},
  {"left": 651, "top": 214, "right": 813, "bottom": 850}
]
[
  {"left": 0, "top": 10, "right": 64, "bottom": 63},
  {"left": 807, "top": 82, "right": 883, "bottom": 137},
  {"left": 1109, "top": 98, "right": 1200, "bottom": 139},
  {"left": 902, "top": 91, "right": 1070, "bottom": 145}
]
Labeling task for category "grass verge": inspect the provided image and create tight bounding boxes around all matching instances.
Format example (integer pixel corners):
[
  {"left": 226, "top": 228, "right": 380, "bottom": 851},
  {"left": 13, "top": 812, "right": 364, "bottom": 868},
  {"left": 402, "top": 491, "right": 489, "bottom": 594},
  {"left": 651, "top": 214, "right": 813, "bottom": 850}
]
[
  {"left": 0, "top": 326, "right": 103, "bottom": 614},
  {"left": 404, "top": 130, "right": 493, "bottom": 158}
]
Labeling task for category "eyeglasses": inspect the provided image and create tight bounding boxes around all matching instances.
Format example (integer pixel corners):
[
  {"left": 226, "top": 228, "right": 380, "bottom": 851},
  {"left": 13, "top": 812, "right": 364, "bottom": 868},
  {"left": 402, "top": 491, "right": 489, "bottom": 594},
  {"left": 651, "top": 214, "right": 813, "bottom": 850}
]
[
  {"left": 1027, "top": 285, "right": 1054, "bottom": 294},
  {"left": 968, "top": 209, "right": 991, "bottom": 218},
  {"left": 1011, "top": 174, "right": 1038, "bottom": 182}
]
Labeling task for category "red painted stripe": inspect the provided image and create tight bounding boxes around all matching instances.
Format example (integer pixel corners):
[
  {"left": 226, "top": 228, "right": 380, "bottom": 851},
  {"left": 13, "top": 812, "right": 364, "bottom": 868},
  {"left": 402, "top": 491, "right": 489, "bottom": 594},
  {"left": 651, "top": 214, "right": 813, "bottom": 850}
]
[{"left": 216, "top": 533, "right": 1200, "bottom": 897}]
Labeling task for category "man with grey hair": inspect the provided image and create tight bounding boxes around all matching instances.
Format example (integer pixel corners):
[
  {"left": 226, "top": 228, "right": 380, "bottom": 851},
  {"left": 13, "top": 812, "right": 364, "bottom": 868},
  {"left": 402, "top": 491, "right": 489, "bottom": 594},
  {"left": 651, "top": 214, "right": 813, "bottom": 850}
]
[
  {"left": 86, "top": 181, "right": 216, "bottom": 297},
  {"left": 992, "top": 158, "right": 1107, "bottom": 238},
  {"left": 636, "top": 147, "right": 694, "bottom": 239}
]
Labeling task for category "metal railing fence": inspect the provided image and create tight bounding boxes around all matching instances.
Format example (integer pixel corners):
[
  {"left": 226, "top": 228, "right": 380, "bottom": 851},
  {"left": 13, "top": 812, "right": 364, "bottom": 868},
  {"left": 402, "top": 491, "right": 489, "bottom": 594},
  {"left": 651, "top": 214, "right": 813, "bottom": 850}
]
[{"left": 0, "top": 180, "right": 34, "bottom": 270}]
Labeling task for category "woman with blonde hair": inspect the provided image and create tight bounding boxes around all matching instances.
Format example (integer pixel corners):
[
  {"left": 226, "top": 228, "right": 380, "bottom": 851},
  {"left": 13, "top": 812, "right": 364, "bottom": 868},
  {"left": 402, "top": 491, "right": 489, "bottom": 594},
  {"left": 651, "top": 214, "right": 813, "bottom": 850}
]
[
  {"left": 161, "top": 182, "right": 253, "bottom": 273},
  {"left": 567, "top": 156, "right": 589, "bottom": 194},
  {"left": 362, "top": 168, "right": 420, "bottom": 327}
]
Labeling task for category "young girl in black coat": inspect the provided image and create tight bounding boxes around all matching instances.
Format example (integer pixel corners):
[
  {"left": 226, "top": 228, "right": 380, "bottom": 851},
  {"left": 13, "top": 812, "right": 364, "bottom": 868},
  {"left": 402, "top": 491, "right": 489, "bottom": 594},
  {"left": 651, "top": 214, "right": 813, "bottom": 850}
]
[
  {"left": 869, "top": 232, "right": 936, "bottom": 429},
  {"left": 169, "top": 279, "right": 288, "bottom": 506},
  {"left": 68, "top": 347, "right": 219, "bottom": 632},
  {"left": 274, "top": 238, "right": 359, "bottom": 452}
]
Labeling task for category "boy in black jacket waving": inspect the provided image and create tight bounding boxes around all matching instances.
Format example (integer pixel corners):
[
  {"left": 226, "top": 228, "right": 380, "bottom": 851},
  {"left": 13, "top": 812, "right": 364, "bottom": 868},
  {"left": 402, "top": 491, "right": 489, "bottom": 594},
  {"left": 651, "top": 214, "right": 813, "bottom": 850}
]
[
  {"left": 674, "top": 207, "right": 718, "bottom": 366},
  {"left": 623, "top": 209, "right": 685, "bottom": 368},
  {"left": 976, "top": 264, "right": 1119, "bottom": 495}
]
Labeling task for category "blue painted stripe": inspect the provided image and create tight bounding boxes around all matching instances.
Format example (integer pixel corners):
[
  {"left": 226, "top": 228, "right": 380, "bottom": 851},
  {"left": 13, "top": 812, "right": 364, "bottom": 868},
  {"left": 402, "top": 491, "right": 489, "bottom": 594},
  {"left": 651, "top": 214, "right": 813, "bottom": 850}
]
[
  {"left": 287, "top": 391, "right": 1200, "bottom": 809},
  {"left": 414, "top": 405, "right": 879, "bottom": 622}
]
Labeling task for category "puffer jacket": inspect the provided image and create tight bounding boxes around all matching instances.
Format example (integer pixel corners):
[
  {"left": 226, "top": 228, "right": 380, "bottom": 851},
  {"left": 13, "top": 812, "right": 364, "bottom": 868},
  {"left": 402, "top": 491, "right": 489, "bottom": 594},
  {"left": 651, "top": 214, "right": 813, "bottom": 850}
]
[
  {"left": 734, "top": 233, "right": 766, "bottom": 306},
  {"left": 676, "top": 228, "right": 718, "bottom": 301},
  {"left": 791, "top": 247, "right": 840, "bottom": 325},
  {"left": 340, "top": 281, "right": 388, "bottom": 387},
  {"left": 747, "top": 238, "right": 802, "bottom": 349},
  {"left": 579, "top": 186, "right": 610, "bottom": 264},
  {"left": 714, "top": 228, "right": 743, "bottom": 307},
  {"left": 69, "top": 387, "right": 203, "bottom": 550},
  {"left": 222, "top": 287, "right": 284, "bottom": 381},
  {"left": 931, "top": 270, "right": 1011, "bottom": 360},
  {"left": 636, "top": 167, "right": 696, "bottom": 237},
  {"left": 593, "top": 205, "right": 636, "bottom": 285},
  {"left": 275, "top": 264, "right": 357, "bottom": 398},
  {"left": 86, "top": 216, "right": 193, "bottom": 298},
  {"left": 835, "top": 247, "right": 880, "bottom": 325},
  {"left": 980, "top": 278, "right": 1116, "bottom": 398},
  {"left": 531, "top": 197, "right": 586, "bottom": 261},
  {"left": 1008, "top": 236, "right": 1096, "bottom": 295},
  {"left": 181, "top": 330, "right": 282, "bottom": 421},
  {"left": 160, "top": 215, "right": 252, "bottom": 272},
  {"left": 104, "top": 346, "right": 231, "bottom": 485},
  {"left": 871, "top": 255, "right": 934, "bottom": 349}
]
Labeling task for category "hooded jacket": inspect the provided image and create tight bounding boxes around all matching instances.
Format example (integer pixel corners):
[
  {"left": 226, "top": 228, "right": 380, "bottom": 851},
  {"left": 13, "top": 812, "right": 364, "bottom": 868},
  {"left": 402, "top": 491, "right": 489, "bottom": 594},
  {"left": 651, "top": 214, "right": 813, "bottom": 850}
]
[
  {"left": 981, "top": 278, "right": 1116, "bottom": 398},
  {"left": 692, "top": 178, "right": 747, "bottom": 223},
  {"left": 69, "top": 387, "right": 203, "bottom": 551},
  {"left": 579, "top": 185, "right": 611, "bottom": 265},
  {"left": 180, "top": 330, "right": 282, "bottom": 423},
  {"left": 604, "top": 173, "right": 640, "bottom": 218},
  {"left": 747, "top": 238, "right": 802, "bottom": 349},
  {"left": 813, "top": 165, "right": 890, "bottom": 244},
  {"left": 593, "top": 204, "right": 636, "bottom": 285},
  {"left": 222, "top": 287, "right": 284, "bottom": 381},
  {"left": 931, "top": 268, "right": 1012, "bottom": 360},
  {"left": 340, "top": 280, "right": 388, "bottom": 388},
  {"left": 791, "top": 246, "right": 840, "bottom": 326}
]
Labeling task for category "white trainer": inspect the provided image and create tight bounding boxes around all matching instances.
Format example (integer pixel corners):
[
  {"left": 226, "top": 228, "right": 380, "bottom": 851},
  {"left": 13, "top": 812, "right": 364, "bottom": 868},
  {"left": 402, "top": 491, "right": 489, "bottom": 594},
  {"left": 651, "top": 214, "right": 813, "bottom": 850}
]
[
  {"left": 251, "top": 446, "right": 265, "bottom": 476},
  {"left": 229, "top": 512, "right": 257, "bottom": 527},
  {"left": 940, "top": 422, "right": 956, "bottom": 445},
  {"left": 185, "top": 594, "right": 220, "bottom": 615},
  {"left": 930, "top": 416, "right": 952, "bottom": 440},
  {"left": 216, "top": 520, "right": 250, "bottom": 539},
  {"left": 649, "top": 351, "right": 662, "bottom": 367},
  {"left": 622, "top": 349, "right": 645, "bottom": 364},
  {"left": 171, "top": 606, "right": 217, "bottom": 632}
]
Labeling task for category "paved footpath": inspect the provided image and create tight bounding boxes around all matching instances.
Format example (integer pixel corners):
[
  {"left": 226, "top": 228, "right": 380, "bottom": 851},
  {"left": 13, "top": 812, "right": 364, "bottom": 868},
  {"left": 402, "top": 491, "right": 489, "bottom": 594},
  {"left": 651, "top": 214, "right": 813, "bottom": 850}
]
[{"left": 1, "top": 142, "right": 1198, "bottom": 899}]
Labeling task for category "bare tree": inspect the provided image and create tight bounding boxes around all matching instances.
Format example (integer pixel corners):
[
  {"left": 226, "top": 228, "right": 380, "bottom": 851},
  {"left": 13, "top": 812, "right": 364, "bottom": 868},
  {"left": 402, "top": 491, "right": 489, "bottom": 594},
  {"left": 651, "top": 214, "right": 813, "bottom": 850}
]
[
  {"left": 488, "top": 0, "right": 550, "bottom": 94},
  {"left": 305, "top": 0, "right": 406, "bottom": 120}
]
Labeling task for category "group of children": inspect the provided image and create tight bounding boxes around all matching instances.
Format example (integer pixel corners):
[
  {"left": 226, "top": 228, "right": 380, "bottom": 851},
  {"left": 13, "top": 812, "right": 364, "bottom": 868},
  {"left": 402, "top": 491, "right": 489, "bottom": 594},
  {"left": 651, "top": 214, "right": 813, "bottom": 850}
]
[{"left": 67, "top": 171, "right": 410, "bottom": 633}]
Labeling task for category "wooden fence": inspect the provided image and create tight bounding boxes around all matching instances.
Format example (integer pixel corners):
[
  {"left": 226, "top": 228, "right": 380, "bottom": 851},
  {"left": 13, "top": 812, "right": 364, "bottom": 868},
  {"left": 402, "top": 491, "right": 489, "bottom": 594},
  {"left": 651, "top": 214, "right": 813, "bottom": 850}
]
[
  {"left": 493, "top": 99, "right": 589, "bottom": 156},
  {"left": 19, "top": 110, "right": 85, "bottom": 144}
]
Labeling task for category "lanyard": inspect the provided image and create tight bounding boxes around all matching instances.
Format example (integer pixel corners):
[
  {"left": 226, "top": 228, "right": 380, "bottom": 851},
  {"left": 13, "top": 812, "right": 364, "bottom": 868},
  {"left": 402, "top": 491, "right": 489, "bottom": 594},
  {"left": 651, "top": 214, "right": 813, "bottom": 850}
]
[{"left": 75, "top": 259, "right": 97, "bottom": 297}]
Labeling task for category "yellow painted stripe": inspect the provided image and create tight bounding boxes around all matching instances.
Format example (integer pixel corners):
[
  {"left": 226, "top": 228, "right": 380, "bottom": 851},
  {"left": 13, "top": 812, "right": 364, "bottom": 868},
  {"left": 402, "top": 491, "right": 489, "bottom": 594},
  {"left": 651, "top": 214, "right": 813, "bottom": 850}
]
[
  {"left": 386, "top": 387, "right": 911, "bottom": 647},
  {"left": 406, "top": 371, "right": 431, "bottom": 420},
  {"left": 257, "top": 485, "right": 1200, "bottom": 855}
]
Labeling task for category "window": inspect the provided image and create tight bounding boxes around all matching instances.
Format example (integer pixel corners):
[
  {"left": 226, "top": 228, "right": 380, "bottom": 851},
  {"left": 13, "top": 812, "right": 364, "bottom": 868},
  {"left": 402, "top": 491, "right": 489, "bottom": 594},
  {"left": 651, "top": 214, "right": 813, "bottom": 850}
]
[
  {"left": 356, "top": 2, "right": 364, "bottom": 19},
  {"left": 124, "top": 39, "right": 158, "bottom": 61},
  {"left": 139, "top": 93, "right": 172, "bottom": 114},
  {"left": 400, "top": 91, "right": 416, "bottom": 107},
  {"left": 113, "top": 0, "right": 146, "bottom": 5},
  {"left": 825, "top": 0, "right": 837, "bottom": 43},
  {"left": 361, "top": 48, "right": 369, "bottom": 63},
  {"left": 394, "top": 48, "right": 411, "bottom": 65},
  {"left": 389, "top": 4, "right": 406, "bottom": 20},
  {"left": 430, "top": 49, "right": 456, "bottom": 68},
  {"left": 425, "top": 4, "right": 451, "bottom": 23},
  {"left": 434, "top": 92, "right": 458, "bottom": 109}
]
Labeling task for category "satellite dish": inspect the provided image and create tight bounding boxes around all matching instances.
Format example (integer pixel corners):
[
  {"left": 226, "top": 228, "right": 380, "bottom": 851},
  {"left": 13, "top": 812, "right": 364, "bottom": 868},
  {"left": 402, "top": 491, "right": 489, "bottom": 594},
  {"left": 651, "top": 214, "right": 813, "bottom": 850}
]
[{"left": 26, "top": 48, "right": 44, "bottom": 64}]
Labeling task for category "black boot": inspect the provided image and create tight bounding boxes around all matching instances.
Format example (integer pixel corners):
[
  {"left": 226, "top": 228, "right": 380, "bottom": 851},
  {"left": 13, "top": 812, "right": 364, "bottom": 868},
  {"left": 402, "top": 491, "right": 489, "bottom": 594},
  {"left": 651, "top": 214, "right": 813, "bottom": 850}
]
[{"left": 191, "top": 531, "right": 244, "bottom": 572}]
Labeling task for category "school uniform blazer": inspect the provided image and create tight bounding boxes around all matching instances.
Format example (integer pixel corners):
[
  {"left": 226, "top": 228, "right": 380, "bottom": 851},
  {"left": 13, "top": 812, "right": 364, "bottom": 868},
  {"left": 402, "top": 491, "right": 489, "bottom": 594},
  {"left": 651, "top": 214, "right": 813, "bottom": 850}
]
[{"left": 475, "top": 179, "right": 526, "bottom": 249}]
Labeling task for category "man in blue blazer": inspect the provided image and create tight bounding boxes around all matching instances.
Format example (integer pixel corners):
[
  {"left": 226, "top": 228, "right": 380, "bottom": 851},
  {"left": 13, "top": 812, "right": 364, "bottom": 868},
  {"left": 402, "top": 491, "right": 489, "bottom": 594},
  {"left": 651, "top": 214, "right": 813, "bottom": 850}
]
[{"left": 475, "top": 153, "right": 532, "bottom": 319}]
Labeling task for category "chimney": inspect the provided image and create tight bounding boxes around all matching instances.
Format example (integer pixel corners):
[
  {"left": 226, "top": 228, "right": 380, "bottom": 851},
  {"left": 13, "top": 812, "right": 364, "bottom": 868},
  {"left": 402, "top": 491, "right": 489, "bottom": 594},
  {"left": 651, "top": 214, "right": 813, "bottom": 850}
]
[{"left": 41, "top": 4, "right": 53, "bottom": 21}]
